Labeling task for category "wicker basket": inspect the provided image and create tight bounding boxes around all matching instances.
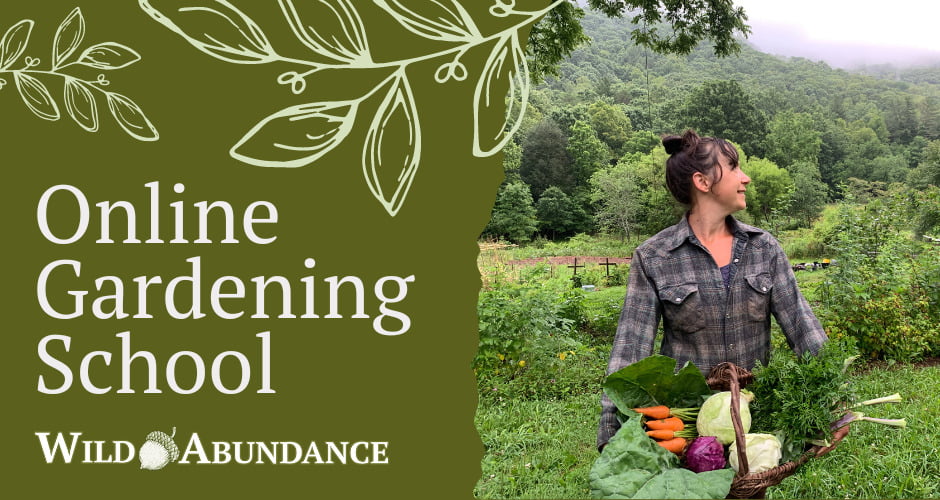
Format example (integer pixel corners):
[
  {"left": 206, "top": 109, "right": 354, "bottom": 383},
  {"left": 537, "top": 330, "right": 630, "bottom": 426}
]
[{"left": 705, "top": 362, "right": 848, "bottom": 499}]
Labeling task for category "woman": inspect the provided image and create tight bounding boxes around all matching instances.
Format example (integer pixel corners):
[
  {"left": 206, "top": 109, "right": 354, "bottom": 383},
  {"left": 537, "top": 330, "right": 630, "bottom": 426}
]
[{"left": 596, "top": 130, "right": 828, "bottom": 450}]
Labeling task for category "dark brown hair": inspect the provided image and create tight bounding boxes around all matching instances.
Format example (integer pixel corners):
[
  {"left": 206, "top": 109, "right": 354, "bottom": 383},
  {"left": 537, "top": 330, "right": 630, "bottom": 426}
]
[{"left": 662, "top": 129, "right": 739, "bottom": 205}]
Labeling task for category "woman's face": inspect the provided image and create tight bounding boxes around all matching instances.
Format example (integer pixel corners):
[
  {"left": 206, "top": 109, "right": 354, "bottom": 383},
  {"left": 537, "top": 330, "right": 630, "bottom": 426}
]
[{"left": 708, "top": 153, "right": 751, "bottom": 213}]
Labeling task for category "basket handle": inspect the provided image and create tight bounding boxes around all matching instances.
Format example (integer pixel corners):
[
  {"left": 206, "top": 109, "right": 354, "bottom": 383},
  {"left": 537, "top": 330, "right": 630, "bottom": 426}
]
[{"left": 728, "top": 364, "right": 750, "bottom": 477}]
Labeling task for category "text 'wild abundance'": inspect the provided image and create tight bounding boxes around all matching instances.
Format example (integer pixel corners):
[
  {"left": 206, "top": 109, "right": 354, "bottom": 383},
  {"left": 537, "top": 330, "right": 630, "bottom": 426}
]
[{"left": 34, "top": 181, "right": 416, "bottom": 395}]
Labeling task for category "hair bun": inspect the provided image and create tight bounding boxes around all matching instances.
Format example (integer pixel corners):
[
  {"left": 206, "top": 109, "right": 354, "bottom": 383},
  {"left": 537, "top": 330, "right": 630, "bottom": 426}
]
[
  {"left": 662, "top": 129, "right": 701, "bottom": 155},
  {"left": 662, "top": 135, "right": 683, "bottom": 155}
]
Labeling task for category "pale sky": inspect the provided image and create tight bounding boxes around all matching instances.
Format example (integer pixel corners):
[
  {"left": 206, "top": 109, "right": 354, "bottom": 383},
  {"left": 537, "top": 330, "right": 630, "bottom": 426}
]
[{"left": 733, "top": 0, "right": 940, "bottom": 67}]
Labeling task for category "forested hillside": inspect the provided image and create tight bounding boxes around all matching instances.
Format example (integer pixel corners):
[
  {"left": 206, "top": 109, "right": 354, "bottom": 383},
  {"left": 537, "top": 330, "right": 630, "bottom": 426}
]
[{"left": 483, "top": 9, "right": 940, "bottom": 242}]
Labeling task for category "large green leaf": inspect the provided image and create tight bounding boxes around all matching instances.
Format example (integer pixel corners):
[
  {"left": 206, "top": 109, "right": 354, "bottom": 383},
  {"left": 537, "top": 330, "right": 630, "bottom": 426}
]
[
  {"left": 602, "top": 355, "right": 713, "bottom": 414},
  {"left": 590, "top": 416, "right": 734, "bottom": 499}
]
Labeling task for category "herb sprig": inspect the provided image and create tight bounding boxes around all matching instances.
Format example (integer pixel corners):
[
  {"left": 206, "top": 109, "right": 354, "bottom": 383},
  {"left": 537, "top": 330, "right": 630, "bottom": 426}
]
[{"left": 749, "top": 337, "right": 858, "bottom": 452}]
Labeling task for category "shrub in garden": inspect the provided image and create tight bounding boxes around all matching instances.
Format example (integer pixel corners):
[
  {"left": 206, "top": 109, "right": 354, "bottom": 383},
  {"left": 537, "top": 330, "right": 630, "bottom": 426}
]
[
  {"left": 820, "top": 190, "right": 940, "bottom": 360},
  {"left": 476, "top": 275, "right": 606, "bottom": 400},
  {"left": 476, "top": 277, "right": 580, "bottom": 373}
]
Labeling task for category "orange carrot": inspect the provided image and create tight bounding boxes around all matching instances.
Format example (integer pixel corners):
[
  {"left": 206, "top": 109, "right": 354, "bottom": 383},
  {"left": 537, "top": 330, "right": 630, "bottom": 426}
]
[
  {"left": 633, "top": 405, "right": 670, "bottom": 419},
  {"left": 655, "top": 437, "right": 687, "bottom": 454},
  {"left": 646, "top": 429, "right": 675, "bottom": 440},
  {"left": 644, "top": 417, "right": 685, "bottom": 431}
]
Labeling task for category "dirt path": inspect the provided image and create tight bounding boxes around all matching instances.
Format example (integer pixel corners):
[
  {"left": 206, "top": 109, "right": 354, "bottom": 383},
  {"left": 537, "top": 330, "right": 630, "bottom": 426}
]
[{"left": 506, "top": 256, "right": 631, "bottom": 267}]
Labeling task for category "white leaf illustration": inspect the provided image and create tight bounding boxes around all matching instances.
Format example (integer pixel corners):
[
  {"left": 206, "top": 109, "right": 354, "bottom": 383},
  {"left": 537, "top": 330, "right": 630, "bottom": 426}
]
[
  {"left": 278, "top": 0, "right": 371, "bottom": 64},
  {"left": 76, "top": 42, "right": 142, "bottom": 70},
  {"left": 0, "top": 20, "right": 34, "bottom": 71},
  {"left": 138, "top": 0, "right": 276, "bottom": 64},
  {"left": 472, "top": 31, "right": 529, "bottom": 157},
  {"left": 362, "top": 70, "right": 420, "bottom": 216},
  {"left": 14, "top": 72, "right": 60, "bottom": 120},
  {"left": 106, "top": 92, "right": 159, "bottom": 141},
  {"left": 230, "top": 100, "right": 359, "bottom": 168},
  {"left": 64, "top": 77, "right": 99, "bottom": 132},
  {"left": 53, "top": 7, "right": 85, "bottom": 69},
  {"left": 373, "top": 0, "right": 481, "bottom": 42}
]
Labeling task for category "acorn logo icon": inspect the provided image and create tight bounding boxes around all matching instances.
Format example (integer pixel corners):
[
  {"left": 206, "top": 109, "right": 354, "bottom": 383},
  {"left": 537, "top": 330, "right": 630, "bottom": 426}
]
[{"left": 139, "top": 427, "right": 180, "bottom": 470}]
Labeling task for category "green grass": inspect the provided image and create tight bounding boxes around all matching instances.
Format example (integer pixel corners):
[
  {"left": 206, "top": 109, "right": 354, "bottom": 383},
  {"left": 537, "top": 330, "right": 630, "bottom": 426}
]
[{"left": 474, "top": 393, "right": 600, "bottom": 499}]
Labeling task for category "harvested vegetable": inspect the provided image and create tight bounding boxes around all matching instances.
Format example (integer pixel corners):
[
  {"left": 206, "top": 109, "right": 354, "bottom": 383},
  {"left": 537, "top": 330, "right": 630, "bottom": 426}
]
[
  {"left": 646, "top": 428, "right": 696, "bottom": 440},
  {"left": 684, "top": 436, "right": 726, "bottom": 473},
  {"left": 647, "top": 429, "right": 678, "bottom": 440},
  {"left": 634, "top": 405, "right": 670, "bottom": 419},
  {"left": 750, "top": 338, "right": 857, "bottom": 447},
  {"left": 593, "top": 356, "right": 732, "bottom": 499},
  {"left": 645, "top": 417, "right": 685, "bottom": 431},
  {"left": 602, "top": 355, "right": 714, "bottom": 420},
  {"left": 728, "top": 433, "right": 782, "bottom": 473},
  {"left": 832, "top": 411, "right": 906, "bottom": 430},
  {"left": 591, "top": 414, "right": 734, "bottom": 499},
  {"left": 851, "top": 393, "right": 902, "bottom": 408},
  {"left": 696, "top": 390, "right": 753, "bottom": 445},
  {"left": 634, "top": 406, "right": 700, "bottom": 421},
  {"left": 655, "top": 437, "right": 688, "bottom": 454}
]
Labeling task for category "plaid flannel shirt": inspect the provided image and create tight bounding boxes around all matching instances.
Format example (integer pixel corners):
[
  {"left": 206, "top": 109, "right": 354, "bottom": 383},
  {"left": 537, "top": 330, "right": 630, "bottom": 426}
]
[{"left": 597, "top": 215, "right": 827, "bottom": 450}]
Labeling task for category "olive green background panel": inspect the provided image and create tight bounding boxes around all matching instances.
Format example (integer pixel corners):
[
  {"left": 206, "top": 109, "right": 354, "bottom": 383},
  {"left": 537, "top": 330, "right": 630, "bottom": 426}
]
[{"left": 1, "top": 1, "right": 543, "bottom": 497}]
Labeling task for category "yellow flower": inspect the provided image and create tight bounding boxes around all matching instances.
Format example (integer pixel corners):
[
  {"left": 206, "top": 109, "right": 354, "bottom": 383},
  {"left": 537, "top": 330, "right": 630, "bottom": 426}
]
[
  {"left": 497, "top": 353, "right": 505, "bottom": 361},
  {"left": 558, "top": 352, "right": 567, "bottom": 361},
  {"left": 518, "top": 360, "right": 526, "bottom": 367}
]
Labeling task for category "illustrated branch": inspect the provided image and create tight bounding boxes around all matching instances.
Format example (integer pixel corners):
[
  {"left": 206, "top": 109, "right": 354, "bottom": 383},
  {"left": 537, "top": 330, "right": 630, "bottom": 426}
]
[
  {"left": 138, "top": 0, "right": 564, "bottom": 216},
  {"left": 0, "top": 7, "right": 158, "bottom": 140}
]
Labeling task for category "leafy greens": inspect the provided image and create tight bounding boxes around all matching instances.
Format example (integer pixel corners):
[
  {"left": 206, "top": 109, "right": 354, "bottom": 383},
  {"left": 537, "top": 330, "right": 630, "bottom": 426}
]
[
  {"left": 602, "top": 355, "right": 713, "bottom": 415},
  {"left": 591, "top": 416, "right": 735, "bottom": 499},
  {"left": 591, "top": 355, "right": 731, "bottom": 499},
  {"left": 748, "top": 337, "right": 858, "bottom": 459}
]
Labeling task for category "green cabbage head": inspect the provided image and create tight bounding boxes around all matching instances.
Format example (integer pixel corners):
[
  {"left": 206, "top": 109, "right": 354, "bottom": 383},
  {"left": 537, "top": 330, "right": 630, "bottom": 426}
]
[
  {"left": 696, "top": 390, "right": 754, "bottom": 445},
  {"left": 728, "top": 433, "right": 782, "bottom": 473}
]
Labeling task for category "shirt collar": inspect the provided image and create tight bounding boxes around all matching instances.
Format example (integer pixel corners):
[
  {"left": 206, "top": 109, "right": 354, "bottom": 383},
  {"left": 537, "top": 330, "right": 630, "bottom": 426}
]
[{"left": 665, "top": 213, "right": 763, "bottom": 252}]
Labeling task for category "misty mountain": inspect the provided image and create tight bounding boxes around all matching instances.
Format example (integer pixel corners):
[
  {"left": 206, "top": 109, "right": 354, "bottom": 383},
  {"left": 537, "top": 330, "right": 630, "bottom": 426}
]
[{"left": 741, "top": 20, "right": 940, "bottom": 71}]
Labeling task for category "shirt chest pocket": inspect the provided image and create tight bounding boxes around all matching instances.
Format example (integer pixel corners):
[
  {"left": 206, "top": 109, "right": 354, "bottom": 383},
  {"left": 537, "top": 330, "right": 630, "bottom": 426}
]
[
  {"left": 657, "top": 284, "right": 706, "bottom": 333},
  {"left": 744, "top": 273, "right": 773, "bottom": 322}
]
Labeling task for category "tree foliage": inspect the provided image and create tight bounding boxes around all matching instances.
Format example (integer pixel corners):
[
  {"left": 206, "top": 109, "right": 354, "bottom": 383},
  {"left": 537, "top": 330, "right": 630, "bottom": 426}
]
[
  {"left": 588, "top": 101, "right": 633, "bottom": 154},
  {"left": 581, "top": 0, "right": 751, "bottom": 56},
  {"left": 526, "top": 0, "right": 751, "bottom": 83},
  {"left": 536, "top": 186, "right": 592, "bottom": 238},
  {"left": 682, "top": 80, "right": 768, "bottom": 158},
  {"left": 743, "top": 157, "right": 793, "bottom": 228},
  {"left": 485, "top": 182, "right": 539, "bottom": 243},
  {"left": 520, "top": 119, "right": 574, "bottom": 197},
  {"left": 566, "top": 119, "right": 612, "bottom": 187},
  {"left": 766, "top": 111, "right": 821, "bottom": 169}
]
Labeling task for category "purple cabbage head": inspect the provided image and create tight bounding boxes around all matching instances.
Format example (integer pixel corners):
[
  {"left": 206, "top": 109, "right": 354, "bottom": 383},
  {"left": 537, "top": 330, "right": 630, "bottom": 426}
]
[{"left": 685, "top": 436, "right": 727, "bottom": 473}]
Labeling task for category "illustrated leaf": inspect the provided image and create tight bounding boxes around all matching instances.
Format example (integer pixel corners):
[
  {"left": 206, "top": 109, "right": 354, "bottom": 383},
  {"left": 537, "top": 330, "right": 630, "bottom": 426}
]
[
  {"left": 362, "top": 70, "right": 421, "bottom": 217},
  {"left": 473, "top": 31, "right": 529, "bottom": 156},
  {"left": 138, "top": 0, "right": 276, "bottom": 64},
  {"left": 64, "top": 77, "right": 99, "bottom": 132},
  {"left": 14, "top": 72, "right": 60, "bottom": 120},
  {"left": 106, "top": 92, "right": 159, "bottom": 141},
  {"left": 0, "top": 20, "right": 34, "bottom": 70},
  {"left": 373, "top": 0, "right": 481, "bottom": 42},
  {"left": 278, "top": 0, "right": 371, "bottom": 64},
  {"left": 76, "top": 42, "right": 142, "bottom": 70},
  {"left": 53, "top": 7, "right": 85, "bottom": 69},
  {"left": 230, "top": 100, "right": 359, "bottom": 168}
]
